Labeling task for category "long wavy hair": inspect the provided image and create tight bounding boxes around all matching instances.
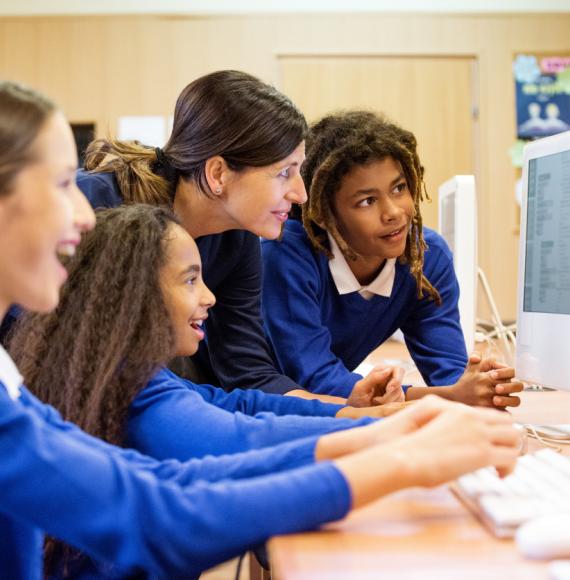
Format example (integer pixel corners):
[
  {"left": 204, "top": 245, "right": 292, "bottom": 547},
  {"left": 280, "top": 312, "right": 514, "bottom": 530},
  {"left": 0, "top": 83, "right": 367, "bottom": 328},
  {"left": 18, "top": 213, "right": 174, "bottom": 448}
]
[
  {"left": 9, "top": 204, "right": 179, "bottom": 443},
  {"left": 300, "top": 110, "right": 441, "bottom": 304}
]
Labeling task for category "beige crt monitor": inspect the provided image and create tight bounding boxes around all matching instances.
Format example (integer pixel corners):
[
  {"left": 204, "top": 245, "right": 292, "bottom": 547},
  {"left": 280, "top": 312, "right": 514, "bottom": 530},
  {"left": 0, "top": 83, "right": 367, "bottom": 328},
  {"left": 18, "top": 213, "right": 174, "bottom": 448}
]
[
  {"left": 516, "top": 130, "right": 570, "bottom": 393},
  {"left": 438, "top": 175, "right": 477, "bottom": 350}
]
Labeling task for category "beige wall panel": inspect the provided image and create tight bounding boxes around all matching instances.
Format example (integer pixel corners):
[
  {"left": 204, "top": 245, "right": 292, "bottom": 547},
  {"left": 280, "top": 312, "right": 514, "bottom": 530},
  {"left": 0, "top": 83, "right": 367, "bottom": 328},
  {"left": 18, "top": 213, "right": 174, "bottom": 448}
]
[
  {"left": 1, "top": 12, "right": 570, "bottom": 319},
  {"left": 280, "top": 56, "right": 475, "bottom": 231}
]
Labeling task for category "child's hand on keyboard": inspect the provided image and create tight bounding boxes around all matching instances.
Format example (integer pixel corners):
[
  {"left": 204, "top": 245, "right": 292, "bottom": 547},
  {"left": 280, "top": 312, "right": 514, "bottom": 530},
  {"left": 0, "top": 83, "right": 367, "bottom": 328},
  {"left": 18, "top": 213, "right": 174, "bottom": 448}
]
[
  {"left": 448, "top": 353, "right": 523, "bottom": 408},
  {"left": 363, "top": 394, "right": 513, "bottom": 449},
  {"left": 380, "top": 397, "right": 520, "bottom": 485},
  {"left": 331, "top": 396, "right": 521, "bottom": 509}
]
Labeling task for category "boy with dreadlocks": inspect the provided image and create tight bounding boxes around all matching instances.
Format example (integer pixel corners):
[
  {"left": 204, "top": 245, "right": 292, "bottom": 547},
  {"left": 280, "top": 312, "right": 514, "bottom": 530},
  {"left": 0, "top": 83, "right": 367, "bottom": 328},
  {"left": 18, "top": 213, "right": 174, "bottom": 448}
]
[{"left": 262, "top": 111, "right": 522, "bottom": 407}]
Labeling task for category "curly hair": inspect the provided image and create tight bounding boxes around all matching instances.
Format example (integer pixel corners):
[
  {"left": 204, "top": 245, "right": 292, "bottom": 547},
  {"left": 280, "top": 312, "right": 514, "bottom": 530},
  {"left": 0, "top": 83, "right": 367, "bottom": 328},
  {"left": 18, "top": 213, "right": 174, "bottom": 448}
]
[
  {"left": 84, "top": 70, "right": 308, "bottom": 204},
  {"left": 8, "top": 204, "right": 180, "bottom": 574},
  {"left": 301, "top": 110, "right": 441, "bottom": 304},
  {"left": 9, "top": 204, "right": 179, "bottom": 442}
]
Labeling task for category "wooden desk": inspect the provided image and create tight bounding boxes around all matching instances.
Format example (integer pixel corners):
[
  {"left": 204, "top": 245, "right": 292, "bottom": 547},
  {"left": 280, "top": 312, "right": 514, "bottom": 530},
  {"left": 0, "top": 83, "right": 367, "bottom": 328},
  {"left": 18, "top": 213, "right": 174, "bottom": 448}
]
[{"left": 269, "top": 389, "right": 570, "bottom": 580}]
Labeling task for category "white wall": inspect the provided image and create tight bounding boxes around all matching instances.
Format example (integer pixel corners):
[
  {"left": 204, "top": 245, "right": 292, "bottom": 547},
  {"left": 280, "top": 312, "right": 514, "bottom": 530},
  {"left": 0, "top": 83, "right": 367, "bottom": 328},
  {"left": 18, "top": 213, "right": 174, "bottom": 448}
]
[{"left": 1, "top": 0, "right": 570, "bottom": 16}]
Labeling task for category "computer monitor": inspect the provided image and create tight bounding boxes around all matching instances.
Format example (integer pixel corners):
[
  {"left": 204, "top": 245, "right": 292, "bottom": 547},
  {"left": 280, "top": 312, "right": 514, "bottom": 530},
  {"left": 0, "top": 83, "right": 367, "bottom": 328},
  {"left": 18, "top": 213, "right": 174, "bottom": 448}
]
[
  {"left": 438, "top": 175, "right": 478, "bottom": 350},
  {"left": 516, "top": 130, "right": 570, "bottom": 392}
]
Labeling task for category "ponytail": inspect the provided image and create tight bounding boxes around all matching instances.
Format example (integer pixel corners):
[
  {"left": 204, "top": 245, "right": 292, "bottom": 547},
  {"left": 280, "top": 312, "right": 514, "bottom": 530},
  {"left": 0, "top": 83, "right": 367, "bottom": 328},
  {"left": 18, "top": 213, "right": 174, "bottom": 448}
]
[{"left": 84, "top": 139, "right": 176, "bottom": 205}]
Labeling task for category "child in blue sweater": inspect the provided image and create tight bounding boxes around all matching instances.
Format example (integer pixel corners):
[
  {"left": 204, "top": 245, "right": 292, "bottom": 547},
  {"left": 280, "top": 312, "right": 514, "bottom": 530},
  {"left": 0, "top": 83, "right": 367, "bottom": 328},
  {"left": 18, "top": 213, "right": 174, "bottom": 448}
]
[{"left": 262, "top": 111, "right": 523, "bottom": 407}]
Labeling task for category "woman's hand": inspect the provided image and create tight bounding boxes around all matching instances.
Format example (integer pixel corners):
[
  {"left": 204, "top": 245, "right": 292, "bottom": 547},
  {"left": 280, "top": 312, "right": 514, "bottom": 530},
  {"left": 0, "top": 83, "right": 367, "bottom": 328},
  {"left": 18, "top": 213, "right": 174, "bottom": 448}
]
[{"left": 347, "top": 365, "right": 405, "bottom": 408}]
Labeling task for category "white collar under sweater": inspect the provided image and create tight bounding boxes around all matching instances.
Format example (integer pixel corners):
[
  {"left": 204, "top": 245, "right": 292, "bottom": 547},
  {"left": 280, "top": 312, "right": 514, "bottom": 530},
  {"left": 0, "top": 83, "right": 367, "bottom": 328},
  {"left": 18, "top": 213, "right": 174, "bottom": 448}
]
[
  {"left": 0, "top": 343, "right": 23, "bottom": 400},
  {"left": 327, "top": 233, "right": 396, "bottom": 301}
]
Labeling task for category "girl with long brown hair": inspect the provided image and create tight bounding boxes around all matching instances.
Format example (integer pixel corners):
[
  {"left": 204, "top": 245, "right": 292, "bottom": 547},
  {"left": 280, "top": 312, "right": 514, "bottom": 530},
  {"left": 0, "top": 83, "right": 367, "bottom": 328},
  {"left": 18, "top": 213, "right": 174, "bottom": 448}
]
[{"left": 262, "top": 110, "right": 523, "bottom": 407}]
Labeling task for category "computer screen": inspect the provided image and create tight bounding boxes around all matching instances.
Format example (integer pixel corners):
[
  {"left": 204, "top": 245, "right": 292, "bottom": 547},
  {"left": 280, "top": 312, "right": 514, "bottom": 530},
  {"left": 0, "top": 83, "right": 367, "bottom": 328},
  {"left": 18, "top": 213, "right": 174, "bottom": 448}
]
[
  {"left": 438, "top": 175, "right": 477, "bottom": 350},
  {"left": 516, "top": 130, "right": 570, "bottom": 391}
]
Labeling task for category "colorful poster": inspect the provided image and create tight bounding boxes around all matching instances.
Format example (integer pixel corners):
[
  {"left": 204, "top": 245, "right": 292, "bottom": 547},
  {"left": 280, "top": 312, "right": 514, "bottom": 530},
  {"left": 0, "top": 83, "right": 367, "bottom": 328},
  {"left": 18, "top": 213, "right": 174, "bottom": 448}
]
[{"left": 513, "top": 55, "right": 570, "bottom": 139}]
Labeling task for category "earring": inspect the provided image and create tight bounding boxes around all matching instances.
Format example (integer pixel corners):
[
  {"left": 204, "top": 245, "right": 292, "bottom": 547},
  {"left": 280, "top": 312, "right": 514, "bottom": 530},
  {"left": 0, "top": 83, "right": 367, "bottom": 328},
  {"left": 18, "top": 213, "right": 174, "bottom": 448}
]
[{"left": 215, "top": 187, "right": 222, "bottom": 194}]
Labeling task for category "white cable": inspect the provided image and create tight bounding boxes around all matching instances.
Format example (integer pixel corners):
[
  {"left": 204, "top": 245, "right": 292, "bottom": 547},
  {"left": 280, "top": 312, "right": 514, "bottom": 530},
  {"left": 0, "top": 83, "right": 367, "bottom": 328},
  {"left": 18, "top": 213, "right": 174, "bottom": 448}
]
[{"left": 477, "top": 267, "right": 516, "bottom": 365}]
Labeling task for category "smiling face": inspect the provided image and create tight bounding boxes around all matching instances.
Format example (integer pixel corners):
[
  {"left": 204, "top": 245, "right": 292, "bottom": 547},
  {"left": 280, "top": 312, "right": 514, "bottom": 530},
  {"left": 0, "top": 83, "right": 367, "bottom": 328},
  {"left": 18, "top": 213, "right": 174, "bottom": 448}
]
[
  {"left": 222, "top": 141, "right": 307, "bottom": 239},
  {"left": 0, "top": 111, "right": 95, "bottom": 315},
  {"left": 159, "top": 224, "right": 216, "bottom": 357},
  {"left": 332, "top": 156, "right": 415, "bottom": 280}
]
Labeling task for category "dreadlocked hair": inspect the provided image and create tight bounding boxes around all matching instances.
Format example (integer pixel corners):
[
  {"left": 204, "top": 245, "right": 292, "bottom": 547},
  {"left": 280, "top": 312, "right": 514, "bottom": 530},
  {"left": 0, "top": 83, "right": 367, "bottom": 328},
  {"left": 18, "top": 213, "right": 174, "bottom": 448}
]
[
  {"left": 301, "top": 110, "right": 441, "bottom": 304},
  {"left": 8, "top": 205, "right": 180, "bottom": 575}
]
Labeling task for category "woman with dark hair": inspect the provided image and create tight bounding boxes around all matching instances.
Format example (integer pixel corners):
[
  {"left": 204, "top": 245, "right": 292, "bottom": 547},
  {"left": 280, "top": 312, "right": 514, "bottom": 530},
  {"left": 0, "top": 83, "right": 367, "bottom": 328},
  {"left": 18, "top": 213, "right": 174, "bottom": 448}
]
[
  {"left": 262, "top": 110, "right": 523, "bottom": 407},
  {"left": 74, "top": 70, "right": 403, "bottom": 404}
]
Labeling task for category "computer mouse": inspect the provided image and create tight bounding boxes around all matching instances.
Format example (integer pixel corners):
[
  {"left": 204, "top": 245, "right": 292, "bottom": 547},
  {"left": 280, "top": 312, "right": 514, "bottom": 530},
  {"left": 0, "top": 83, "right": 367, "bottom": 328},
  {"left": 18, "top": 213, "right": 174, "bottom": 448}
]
[
  {"left": 549, "top": 560, "right": 570, "bottom": 580},
  {"left": 516, "top": 515, "right": 570, "bottom": 560}
]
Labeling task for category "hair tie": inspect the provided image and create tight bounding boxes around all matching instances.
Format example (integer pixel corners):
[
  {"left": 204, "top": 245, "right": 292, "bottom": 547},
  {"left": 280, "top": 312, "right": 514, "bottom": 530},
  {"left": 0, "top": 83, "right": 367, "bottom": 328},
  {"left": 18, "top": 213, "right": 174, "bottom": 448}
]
[{"left": 155, "top": 147, "right": 170, "bottom": 168}]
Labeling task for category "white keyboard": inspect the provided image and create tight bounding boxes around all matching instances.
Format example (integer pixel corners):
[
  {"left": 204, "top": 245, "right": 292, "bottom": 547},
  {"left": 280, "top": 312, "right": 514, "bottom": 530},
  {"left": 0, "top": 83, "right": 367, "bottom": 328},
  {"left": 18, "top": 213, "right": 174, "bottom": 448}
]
[{"left": 453, "top": 449, "right": 570, "bottom": 538}]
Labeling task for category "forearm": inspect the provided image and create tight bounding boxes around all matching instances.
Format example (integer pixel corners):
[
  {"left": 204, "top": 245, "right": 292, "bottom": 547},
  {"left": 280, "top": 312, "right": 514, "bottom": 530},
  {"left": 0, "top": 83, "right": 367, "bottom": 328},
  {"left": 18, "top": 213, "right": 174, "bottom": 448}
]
[
  {"left": 333, "top": 446, "right": 416, "bottom": 508},
  {"left": 285, "top": 388, "right": 348, "bottom": 405},
  {"left": 405, "top": 385, "right": 456, "bottom": 402},
  {"left": 285, "top": 389, "right": 400, "bottom": 419},
  {"left": 315, "top": 425, "right": 376, "bottom": 461},
  {"left": 336, "top": 402, "right": 413, "bottom": 419}
]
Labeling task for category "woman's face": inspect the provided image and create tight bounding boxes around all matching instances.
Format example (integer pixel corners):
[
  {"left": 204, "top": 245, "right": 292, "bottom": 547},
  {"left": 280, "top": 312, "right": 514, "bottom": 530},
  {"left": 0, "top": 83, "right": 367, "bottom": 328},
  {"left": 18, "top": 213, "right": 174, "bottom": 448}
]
[
  {"left": 0, "top": 111, "right": 95, "bottom": 314},
  {"left": 332, "top": 156, "right": 415, "bottom": 263},
  {"left": 222, "top": 141, "right": 307, "bottom": 239},
  {"left": 160, "top": 224, "right": 216, "bottom": 357}
]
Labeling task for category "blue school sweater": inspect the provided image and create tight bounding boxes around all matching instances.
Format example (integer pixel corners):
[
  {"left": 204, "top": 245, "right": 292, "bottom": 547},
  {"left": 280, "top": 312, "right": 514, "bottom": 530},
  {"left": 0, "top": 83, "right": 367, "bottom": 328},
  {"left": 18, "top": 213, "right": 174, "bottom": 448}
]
[
  {"left": 76, "top": 170, "right": 299, "bottom": 395},
  {"left": 0, "top": 381, "right": 350, "bottom": 579},
  {"left": 261, "top": 220, "right": 468, "bottom": 397},
  {"left": 127, "top": 367, "right": 374, "bottom": 460}
]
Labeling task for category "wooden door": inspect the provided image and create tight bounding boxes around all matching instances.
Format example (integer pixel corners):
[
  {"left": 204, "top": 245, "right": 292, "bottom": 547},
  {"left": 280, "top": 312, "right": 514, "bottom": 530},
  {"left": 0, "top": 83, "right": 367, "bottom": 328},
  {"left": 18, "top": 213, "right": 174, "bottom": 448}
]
[{"left": 279, "top": 55, "right": 477, "bottom": 230}]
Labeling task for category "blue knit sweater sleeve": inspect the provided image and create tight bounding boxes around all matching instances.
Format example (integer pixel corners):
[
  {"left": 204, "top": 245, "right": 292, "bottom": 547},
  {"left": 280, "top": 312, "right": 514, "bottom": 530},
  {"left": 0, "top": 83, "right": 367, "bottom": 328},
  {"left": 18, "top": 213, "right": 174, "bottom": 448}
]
[
  {"left": 21, "top": 386, "right": 324, "bottom": 482},
  {"left": 127, "top": 369, "right": 374, "bottom": 459},
  {"left": 2, "top": 385, "right": 351, "bottom": 577},
  {"left": 170, "top": 369, "right": 344, "bottom": 416},
  {"left": 399, "top": 231, "right": 468, "bottom": 385},
  {"left": 262, "top": 230, "right": 362, "bottom": 397}
]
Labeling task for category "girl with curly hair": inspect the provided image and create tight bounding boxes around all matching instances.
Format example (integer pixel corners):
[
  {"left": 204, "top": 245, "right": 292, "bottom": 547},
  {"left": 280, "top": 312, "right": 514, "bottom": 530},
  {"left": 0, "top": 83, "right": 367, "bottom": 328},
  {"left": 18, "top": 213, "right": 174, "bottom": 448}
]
[{"left": 262, "top": 110, "right": 522, "bottom": 408}]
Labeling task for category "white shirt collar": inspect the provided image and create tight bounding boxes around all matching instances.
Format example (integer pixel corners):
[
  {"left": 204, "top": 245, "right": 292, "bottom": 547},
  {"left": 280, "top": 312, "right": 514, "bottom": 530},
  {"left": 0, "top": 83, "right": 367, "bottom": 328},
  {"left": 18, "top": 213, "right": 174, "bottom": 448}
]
[
  {"left": 327, "top": 233, "right": 396, "bottom": 300},
  {"left": 0, "top": 344, "right": 23, "bottom": 400}
]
